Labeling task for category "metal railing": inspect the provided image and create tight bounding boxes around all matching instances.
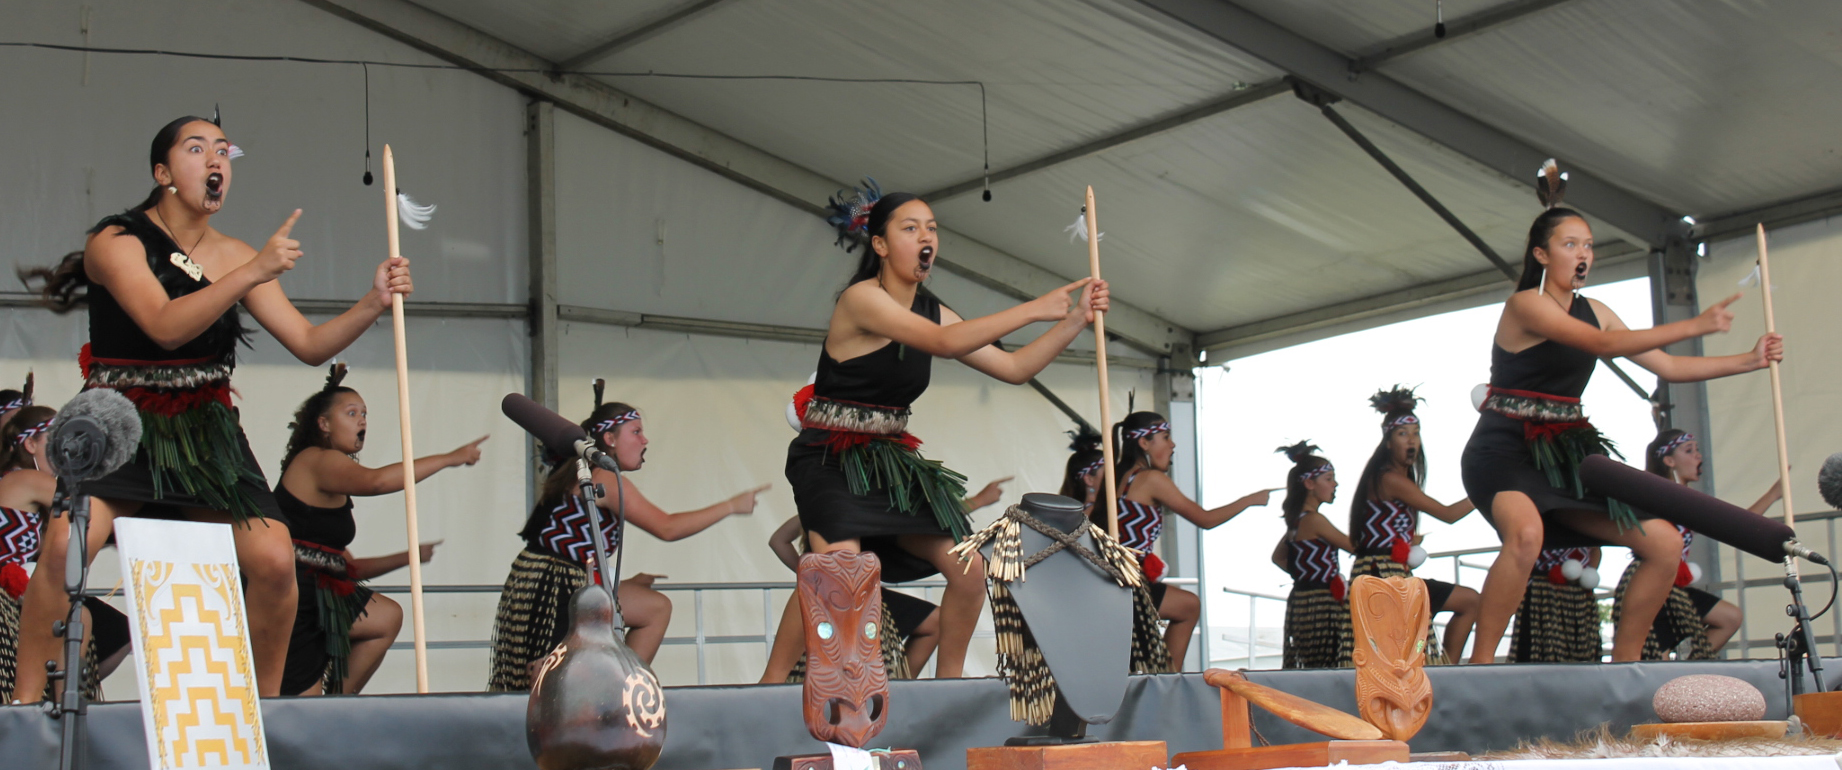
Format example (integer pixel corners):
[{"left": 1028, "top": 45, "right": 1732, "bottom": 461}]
[{"left": 1707, "top": 509, "right": 1842, "bottom": 657}]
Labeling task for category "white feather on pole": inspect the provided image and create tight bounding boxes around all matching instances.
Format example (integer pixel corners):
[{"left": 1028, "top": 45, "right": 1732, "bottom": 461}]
[
  {"left": 396, "top": 193, "right": 437, "bottom": 230},
  {"left": 1065, "top": 212, "right": 1103, "bottom": 243}
]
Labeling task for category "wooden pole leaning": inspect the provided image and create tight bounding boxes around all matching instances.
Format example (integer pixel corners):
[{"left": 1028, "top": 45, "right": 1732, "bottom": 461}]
[
  {"left": 1757, "top": 225, "right": 1796, "bottom": 575},
  {"left": 383, "top": 145, "right": 430, "bottom": 692},
  {"left": 1086, "top": 186, "right": 1119, "bottom": 539}
]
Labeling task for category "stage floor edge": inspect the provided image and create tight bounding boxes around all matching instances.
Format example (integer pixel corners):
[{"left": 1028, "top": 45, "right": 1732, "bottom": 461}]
[{"left": 0, "top": 659, "right": 1828, "bottom": 770}]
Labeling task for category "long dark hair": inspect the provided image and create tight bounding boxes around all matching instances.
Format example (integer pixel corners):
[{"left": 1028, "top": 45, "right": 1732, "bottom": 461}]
[
  {"left": 1277, "top": 440, "right": 1330, "bottom": 529},
  {"left": 1059, "top": 428, "right": 1103, "bottom": 501},
  {"left": 1354, "top": 386, "right": 1428, "bottom": 517},
  {"left": 538, "top": 380, "right": 639, "bottom": 506},
  {"left": 281, "top": 364, "right": 358, "bottom": 471},
  {"left": 0, "top": 405, "right": 57, "bottom": 473},
  {"left": 836, "top": 189, "right": 924, "bottom": 289},
  {"left": 1514, "top": 207, "right": 1588, "bottom": 292},
  {"left": 1112, "top": 411, "right": 1168, "bottom": 491},
  {"left": 20, "top": 116, "right": 214, "bottom": 311},
  {"left": 1646, "top": 428, "right": 1691, "bottom": 479}
]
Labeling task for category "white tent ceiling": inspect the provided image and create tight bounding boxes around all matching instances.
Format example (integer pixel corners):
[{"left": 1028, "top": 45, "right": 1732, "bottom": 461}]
[{"left": 352, "top": 0, "right": 1842, "bottom": 358}]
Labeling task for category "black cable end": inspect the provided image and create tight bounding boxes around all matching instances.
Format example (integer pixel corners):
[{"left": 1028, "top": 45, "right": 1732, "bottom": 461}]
[
  {"left": 362, "top": 171, "right": 374, "bottom": 186},
  {"left": 982, "top": 189, "right": 992, "bottom": 202},
  {"left": 1434, "top": 22, "right": 1447, "bottom": 39}
]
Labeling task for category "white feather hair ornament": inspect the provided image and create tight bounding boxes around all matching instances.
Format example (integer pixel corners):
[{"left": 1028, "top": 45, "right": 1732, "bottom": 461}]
[
  {"left": 227, "top": 144, "right": 245, "bottom": 160},
  {"left": 1065, "top": 206, "right": 1103, "bottom": 244},
  {"left": 395, "top": 191, "right": 437, "bottom": 230}
]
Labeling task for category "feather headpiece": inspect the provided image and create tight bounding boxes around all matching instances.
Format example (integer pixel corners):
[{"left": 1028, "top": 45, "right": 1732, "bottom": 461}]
[
  {"left": 825, "top": 178, "right": 883, "bottom": 253},
  {"left": 592, "top": 378, "right": 606, "bottom": 409},
  {"left": 1370, "top": 385, "right": 1423, "bottom": 429},
  {"left": 21, "top": 371, "right": 33, "bottom": 404},
  {"left": 1536, "top": 158, "right": 1569, "bottom": 210},
  {"left": 1276, "top": 440, "right": 1322, "bottom": 466},
  {"left": 1066, "top": 427, "right": 1102, "bottom": 454},
  {"left": 322, "top": 362, "right": 349, "bottom": 392}
]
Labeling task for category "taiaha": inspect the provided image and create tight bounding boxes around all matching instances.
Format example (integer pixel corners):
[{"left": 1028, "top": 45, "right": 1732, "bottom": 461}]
[
  {"left": 1084, "top": 186, "right": 1119, "bottom": 538},
  {"left": 1755, "top": 224, "right": 1797, "bottom": 572},
  {"left": 382, "top": 145, "right": 431, "bottom": 691}
]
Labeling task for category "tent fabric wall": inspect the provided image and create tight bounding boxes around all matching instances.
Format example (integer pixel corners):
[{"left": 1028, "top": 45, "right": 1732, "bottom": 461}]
[{"left": 1698, "top": 215, "right": 1842, "bottom": 655}]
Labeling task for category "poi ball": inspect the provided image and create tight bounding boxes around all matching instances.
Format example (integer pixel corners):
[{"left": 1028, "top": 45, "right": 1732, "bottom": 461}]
[
  {"left": 1470, "top": 383, "right": 1490, "bottom": 412},
  {"left": 1688, "top": 561, "right": 1704, "bottom": 586},
  {"left": 1577, "top": 566, "right": 1600, "bottom": 590},
  {"left": 784, "top": 372, "right": 818, "bottom": 432},
  {"left": 1406, "top": 545, "right": 1427, "bottom": 569},
  {"left": 1560, "top": 559, "right": 1584, "bottom": 581}
]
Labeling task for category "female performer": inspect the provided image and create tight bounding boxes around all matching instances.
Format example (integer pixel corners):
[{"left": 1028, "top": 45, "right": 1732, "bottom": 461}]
[
  {"left": 786, "top": 183, "right": 1106, "bottom": 678},
  {"left": 1459, "top": 165, "right": 1782, "bottom": 663},
  {"left": 1108, "top": 411, "right": 1272, "bottom": 667},
  {"left": 489, "top": 386, "right": 767, "bottom": 690},
  {"left": 276, "top": 365, "right": 484, "bottom": 694},
  {"left": 1510, "top": 546, "right": 1603, "bottom": 662},
  {"left": 1351, "top": 386, "right": 1480, "bottom": 662},
  {"left": 1274, "top": 442, "right": 1352, "bottom": 669},
  {"left": 12, "top": 115, "right": 413, "bottom": 700},
  {"left": 0, "top": 406, "right": 131, "bottom": 699},
  {"left": 1610, "top": 429, "right": 1774, "bottom": 659}
]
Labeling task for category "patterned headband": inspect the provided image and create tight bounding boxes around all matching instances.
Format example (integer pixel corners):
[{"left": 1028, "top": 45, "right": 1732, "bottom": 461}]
[
  {"left": 0, "top": 396, "right": 28, "bottom": 413},
  {"left": 1079, "top": 458, "right": 1105, "bottom": 477},
  {"left": 1124, "top": 422, "right": 1171, "bottom": 440},
  {"left": 13, "top": 418, "right": 52, "bottom": 445},
  {"left": 593, "top": 409, "right": 641, "bottom": 435},
  {"left": 1299, "top": 463, "right": 1334, "bottom": 481},
  {"left": 1655, "top": 432, "right": 1695, "bottom": 458},
  {"left": 1384, "top": 414, "right": 1419, "bottom": 430}
]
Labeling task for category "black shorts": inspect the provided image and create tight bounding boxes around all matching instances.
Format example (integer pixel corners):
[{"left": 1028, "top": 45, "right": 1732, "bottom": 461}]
[
  {"left": 1683, "top": 585, "right": 1723, "bottom": 618},
  {"left": 883, "top": 589, "right": 938, "bottom": 639}
]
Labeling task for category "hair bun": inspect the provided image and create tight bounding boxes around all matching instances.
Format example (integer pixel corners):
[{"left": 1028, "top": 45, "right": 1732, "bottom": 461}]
[
  {"left": 324, "top": 362, "right": 348, "bottom": 391},
  {"left": 1066, "top": 427, "right": 1102, "bottom": 453},
  {"left": 1275, "top": 440, "right": 1321, "bottom": 465},
  {"left": 1536, "top": 158, "right": 1569, "bottom": 209},
  {"left": 1369, "top": 384, "right": 1422, "bottom": 416},
  {"left": 592, "top": 378, "right": 606, "bottom": 409}
]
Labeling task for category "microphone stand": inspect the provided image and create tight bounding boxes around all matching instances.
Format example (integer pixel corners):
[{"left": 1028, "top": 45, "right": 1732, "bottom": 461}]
[
  {"left": 1775, "top": 555, "right": 1827, "bottom": 716},
  {"left": 572, "top": 441, "right": 626, "bottom": 629},
  {"left": 47, "top": 478, "right": 93, "bottom": 770}
]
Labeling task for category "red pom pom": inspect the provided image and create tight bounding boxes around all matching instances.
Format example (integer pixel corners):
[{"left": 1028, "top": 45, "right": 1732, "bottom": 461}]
[
  {"left": 1390, "top": 539, "right": 1411, "bottom": 565},
  {"left": 1329, "top": 575, "right": 1347, "bottom": 603},
  {"left": 0, "top": 561, "right": 28, "bottom": 599},
  {"left": 1675, "top": 559, "right": 1694, "bottom": 588},
  {"left": 1548, "top": 563, "right": 1569, "bottom": 585},
  {"left": 1142, "top": 552, "right": 1167, "bottom": 583},
  {"left": 792, "top": 384, "right": 816, "bottom": 422}
]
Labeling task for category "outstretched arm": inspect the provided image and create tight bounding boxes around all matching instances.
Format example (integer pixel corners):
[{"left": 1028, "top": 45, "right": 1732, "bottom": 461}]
[
  {"left": 1748, "top": 480, "right": 1784, "bottom": 515},
  {"left": 1137, "top": 470, "right": 1272, "bottom": 529},
  {"left": 608, "top": 472, "right": 768, "bottom": 542},
  {"left": 953, "top": 281, "right": 1111, "bottom": 384},
  {"left": 1597, "top": 300, "right": 1782, "bottom": 383},
  {"left": 346, "top": 541, "right": 439, "bottom": 580},
  {"left": 838, "top": 278, "right": 1093, "bottom": 362},
  {"left": 1503, "top": 289, "right": 1737, "bottom": 360},
  {"left": 1380, "top": 473, "right": 1473, "bottom": 524},
  {"left": 242, "top": 251, "right": 413, "bottom": 366},
  {"left": 302, "top": 437, "right": 484, "bottom": 498},
  {"left": 768, "top": 515, "right": 803, "bottom": 573}
]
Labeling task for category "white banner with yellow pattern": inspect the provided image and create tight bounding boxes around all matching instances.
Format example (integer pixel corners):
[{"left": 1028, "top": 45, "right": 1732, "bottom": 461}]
[{"left": 116, "top": 518, "right": 269, "bottom": 770}]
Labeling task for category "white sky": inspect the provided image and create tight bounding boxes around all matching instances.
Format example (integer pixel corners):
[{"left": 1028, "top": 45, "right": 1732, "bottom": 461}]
[{"left": 1194, "top": 277, "right": 1658, "bottom": 643}]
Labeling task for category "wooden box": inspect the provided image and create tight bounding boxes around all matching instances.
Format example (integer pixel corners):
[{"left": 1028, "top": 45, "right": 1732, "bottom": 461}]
[{"left": 966, "top": 740, "right": 1167, "bottom": 770}]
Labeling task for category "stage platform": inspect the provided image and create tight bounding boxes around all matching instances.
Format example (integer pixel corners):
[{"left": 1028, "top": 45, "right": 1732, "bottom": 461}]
[{"left": 1, "top": 659, "right": 1829, "bottom": 769}]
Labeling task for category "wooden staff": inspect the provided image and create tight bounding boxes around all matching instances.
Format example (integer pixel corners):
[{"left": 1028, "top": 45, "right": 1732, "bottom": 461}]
[
  {"left": 1756, "top": 224, "right": 1796, "bottom": 539},
  {"left": 383, "top": 145, "right": 430, "bottom": 692},
  {"left": 1085, "top": 186, "right": 1119, "bottom": 538}
]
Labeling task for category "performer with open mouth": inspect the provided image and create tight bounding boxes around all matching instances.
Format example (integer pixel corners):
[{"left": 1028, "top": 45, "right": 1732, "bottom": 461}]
[
  {"left": 11, "top": 113, "right": 414, "bottom": 700},
  {"left": 1459, "top": 162, "right": 1782, "bottom": 663},
  {"left": 1273, "top": 441, "right": 1353, "bottom": 669},
  {"left": 1350, "top": 385, "right": 1479, "bottom": 663},
  {"left": 786, "top": 181, "right": 1107, "bottom": 678}
]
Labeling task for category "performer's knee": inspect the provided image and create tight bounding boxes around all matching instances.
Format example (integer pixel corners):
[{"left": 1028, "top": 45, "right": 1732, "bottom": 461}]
[
  {"left": 945, "top": 551, "right": 986, "bottom": 589},
  {"left": 1632, "top": 521, "right": 1682, "bottom": 566},
  {"left": 1162, "top": 586, "right": 1199, "bottom": 623}
]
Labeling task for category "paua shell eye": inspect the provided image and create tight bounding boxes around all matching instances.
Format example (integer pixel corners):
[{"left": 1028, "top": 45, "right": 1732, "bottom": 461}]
[
  {"left": 864, "top": 622, "right": 878, "bottom": 640},
  {"left": 817, "top": 621, "right": 834, "bottom": 640}
]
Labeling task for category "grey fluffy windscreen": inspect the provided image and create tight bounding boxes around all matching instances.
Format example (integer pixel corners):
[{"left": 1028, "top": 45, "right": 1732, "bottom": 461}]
[
  {"left": 51, "top": 389, "right": 142, "bottom": 478},
  {"left": 1819, "top": 453, "right": 1842, "bottom": 511}
]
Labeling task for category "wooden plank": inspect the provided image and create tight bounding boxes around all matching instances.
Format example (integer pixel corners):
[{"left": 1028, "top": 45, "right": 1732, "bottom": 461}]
[
  {"left": 967, "top": 741, "right": 1167, "bottom": 770},
  {"left": 1628, "top": 721, "right": 1788, "bottom": 741},
  {"left": 1796, "top": 692, "right": 1842, "bottom": 738},
  {"left": 1172, "top": 740, "right": 1408, "bottom": 770}
]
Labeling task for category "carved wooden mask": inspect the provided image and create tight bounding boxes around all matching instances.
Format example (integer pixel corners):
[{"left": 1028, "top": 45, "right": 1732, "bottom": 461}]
[
  {"left": 798, "top": 551, "right": 889, "bottom": 748},
  {"left": 1349, "top": 575, "right": 1433, "bottom": 741}
]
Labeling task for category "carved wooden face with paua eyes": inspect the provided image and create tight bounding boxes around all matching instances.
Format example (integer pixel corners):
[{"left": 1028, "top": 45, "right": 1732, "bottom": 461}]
[{"left": 798, "top": 551, "right": 889, "bottom": 748}]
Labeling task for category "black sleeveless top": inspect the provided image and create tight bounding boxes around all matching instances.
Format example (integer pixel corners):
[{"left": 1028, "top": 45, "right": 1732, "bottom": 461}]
[
  {"left": 1488, "top": 294, "right": 1598, "bottom": 397},
  {"left": 812, "top": 291, "right": 940, "bottom": 407},
  {"left": 276, "top": 484, "right": 356, "bottom": 550},
  {"left": 87, "top": 210, "right": 249, "bottom": 363}
]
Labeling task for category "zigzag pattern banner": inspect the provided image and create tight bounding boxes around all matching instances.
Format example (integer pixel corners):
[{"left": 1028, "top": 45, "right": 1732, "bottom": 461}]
[{"left": 116, "top": 518, "right": 269, "bottom": 770}]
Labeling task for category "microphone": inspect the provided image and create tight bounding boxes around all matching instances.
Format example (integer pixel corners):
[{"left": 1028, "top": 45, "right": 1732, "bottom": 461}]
[
  {"left": 1819, "top": 453, "right": 1842, "bottom": 511},
  {"left": 1579, "top": 455, "right": 1829, "bottom": 566},
  {"left": 500, "top": 394, "right": 618, "bottom": 472},
  {"left": 47, "top": 389, "right": 141, "bottom": 485}
]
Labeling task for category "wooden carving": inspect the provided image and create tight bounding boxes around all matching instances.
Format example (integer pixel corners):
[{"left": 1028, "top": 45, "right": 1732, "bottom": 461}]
[
  {"left": 1204, "top": 669, "right": 1382, "bottom": 742},
  {"left": 799, "top": 551, "right": 889, "bottom": 748},
  {"left": 527, "top": 586, "right": 667, "bottom": 770},
  {"left": 1349, "top": 575, "right": 1432, "bottom": 741}
]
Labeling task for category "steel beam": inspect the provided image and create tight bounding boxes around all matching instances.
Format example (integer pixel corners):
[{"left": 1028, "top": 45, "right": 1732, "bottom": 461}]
[
  {"left": 1349, "top": 0, "right": 1578, "bottom": 74},
  {"left": 528, "top": 100, "right": 560, "bottom": 411},
  {"left": 1690, "top": 185, "right": 1842, "bottom": 244},
  {"left": 1133, "top": 0, "right": 1686, "bottom": 249},
  {"left": 299, "top": 0, "right": 1194, "bottom": 356},
  {"left": 920, "top": 79, "right": 1290, "bottom": 202},
  {"left": 554, "top": 0, "right": 736, "bottom": 72}
]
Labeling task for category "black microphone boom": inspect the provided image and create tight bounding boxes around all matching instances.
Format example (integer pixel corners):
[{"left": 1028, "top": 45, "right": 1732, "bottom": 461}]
[
  {"left": 1579, "top": 455, "right": 1825, "bottom": 565},
  {"left": 48, "top": 389, "right": 141, "bottom": 484},
  {"left": 500, "top": 394, "right": 618, "bottom": 471}
]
